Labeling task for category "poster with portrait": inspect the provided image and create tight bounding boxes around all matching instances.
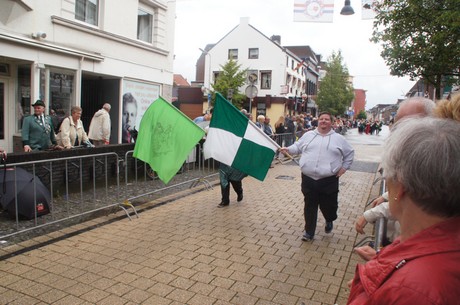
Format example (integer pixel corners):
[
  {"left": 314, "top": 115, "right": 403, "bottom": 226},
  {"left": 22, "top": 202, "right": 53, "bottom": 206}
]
[{"left": 122, "top": 80, "right": 160, "bottom": 143}]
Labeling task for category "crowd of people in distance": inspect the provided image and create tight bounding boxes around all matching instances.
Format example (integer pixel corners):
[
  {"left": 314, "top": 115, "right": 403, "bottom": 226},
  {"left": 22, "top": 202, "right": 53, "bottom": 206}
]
[{"left": 356, "top": 119, "right": 383, "bottom": 135}]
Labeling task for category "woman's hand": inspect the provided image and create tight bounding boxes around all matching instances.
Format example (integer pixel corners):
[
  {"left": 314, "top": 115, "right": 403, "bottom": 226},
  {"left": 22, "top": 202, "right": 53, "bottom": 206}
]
[
  {"left": 355, "top": 216, "right": 368, "bottom": 234},
  {"left": 354, "top": 246, "right": 377, "bottom": 261}
]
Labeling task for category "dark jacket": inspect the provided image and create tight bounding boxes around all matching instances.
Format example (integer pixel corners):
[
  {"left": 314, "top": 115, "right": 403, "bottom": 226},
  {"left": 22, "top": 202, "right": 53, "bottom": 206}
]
[{"left": 285, "top": 118, "right": 295, "bottom": 134}]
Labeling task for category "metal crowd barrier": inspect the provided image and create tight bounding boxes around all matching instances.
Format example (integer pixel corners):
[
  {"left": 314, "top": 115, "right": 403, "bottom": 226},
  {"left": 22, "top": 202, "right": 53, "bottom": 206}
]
[
  {"left": 1, "top": 132, "right": 298, "bottom": 243},
  {"left": 0, "top": 152, "right": 119, "bottom": 240},
  {"left": 0, "top": 142, "right": 219, "bottom": 242},
  {"left": 354, "top": 169, "right": 388, "bottom": 251}
]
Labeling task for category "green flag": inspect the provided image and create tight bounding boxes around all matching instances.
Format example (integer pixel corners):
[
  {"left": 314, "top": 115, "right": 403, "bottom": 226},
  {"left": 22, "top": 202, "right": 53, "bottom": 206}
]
[
  {"left": 203, "top": 93, "right": 278, "bottom": 181},
  {"left": 133, "top": 97, "right": 205, "bottom": 184}
]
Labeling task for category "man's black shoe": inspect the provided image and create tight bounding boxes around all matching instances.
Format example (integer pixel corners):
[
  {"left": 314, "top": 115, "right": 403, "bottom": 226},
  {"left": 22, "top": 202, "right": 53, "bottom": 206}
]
[
  {"left": 325, "top": 221, "right": 333, "bottom": 233},
  {"left": 237, "top": 194, "right": 243, "bottom": 202},
  {"left": 218, "top": 202, "right": 229, "bottom": 208}
]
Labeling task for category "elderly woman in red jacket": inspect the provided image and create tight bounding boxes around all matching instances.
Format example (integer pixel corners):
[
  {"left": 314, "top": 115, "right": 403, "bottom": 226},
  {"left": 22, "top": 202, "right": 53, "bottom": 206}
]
[{"left": 347, "top": 117, "right": 460, "bottom": 305}]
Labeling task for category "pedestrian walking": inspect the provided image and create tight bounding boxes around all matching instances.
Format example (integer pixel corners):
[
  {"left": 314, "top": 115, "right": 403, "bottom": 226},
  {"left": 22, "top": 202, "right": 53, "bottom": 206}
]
[
  {"left": 88, "top": 103, "right": 111, "bottom": 146},
  {"left": 280, "top": 111, "right": 354, "bottom": 241},
  {"left": 217, "top": 163, "right": 247, "bottom": 208}
]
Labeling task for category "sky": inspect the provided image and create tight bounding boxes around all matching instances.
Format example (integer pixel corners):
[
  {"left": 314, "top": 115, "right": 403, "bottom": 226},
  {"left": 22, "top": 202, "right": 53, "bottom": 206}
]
[{"left": 172, "top": 0, "right": 415, "bottom": 110}]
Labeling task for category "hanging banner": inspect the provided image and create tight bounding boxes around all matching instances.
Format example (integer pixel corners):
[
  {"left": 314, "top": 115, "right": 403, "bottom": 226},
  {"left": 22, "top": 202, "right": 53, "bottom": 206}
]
[{"left": 293, "top": 0, "right": 334, "bottom": 23}]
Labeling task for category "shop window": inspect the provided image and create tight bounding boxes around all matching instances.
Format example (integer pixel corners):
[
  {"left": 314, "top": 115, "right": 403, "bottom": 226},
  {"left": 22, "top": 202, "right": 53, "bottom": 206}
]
[
  {"left": 49, "top": 70, "right": 75, "bottom": 122},
  {"left": 17, "top": 65, "right": 31, "bottom": 132},
  {"left": 137, "top": 8, "right": 153, "bottom": 43},
  {"left": 75, "top": 0, "right": 98, "bottom": 26},
  {"left": 257, "top": 102, "right": 266, "bottom": 116},
  {"left": 261, "top": 71, "right": 272, "bottom": 89}
]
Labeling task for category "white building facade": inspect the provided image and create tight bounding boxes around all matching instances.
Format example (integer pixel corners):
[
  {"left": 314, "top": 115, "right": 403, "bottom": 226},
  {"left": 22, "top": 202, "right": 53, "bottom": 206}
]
[
  {"left": 0, "top": 0, "right": 175, "bottom": 152},
  {"left": 200, "top": 17, "right": 319, "bottom": 117}
]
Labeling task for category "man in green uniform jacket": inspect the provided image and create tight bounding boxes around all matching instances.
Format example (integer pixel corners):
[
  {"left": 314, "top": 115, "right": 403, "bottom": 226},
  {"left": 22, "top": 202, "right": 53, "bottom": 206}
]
[{"left": 22, "top": 100, "right": 57, "bottom": 152}]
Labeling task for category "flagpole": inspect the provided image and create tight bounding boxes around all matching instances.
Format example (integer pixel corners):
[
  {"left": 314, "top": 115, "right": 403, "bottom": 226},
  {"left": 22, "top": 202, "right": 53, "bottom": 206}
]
[
  {"left": 247, "top": 120, "right": 299, "bottom": 165},
  {"left": 247, "top": 120, "right": 281, "bottom": 148}
]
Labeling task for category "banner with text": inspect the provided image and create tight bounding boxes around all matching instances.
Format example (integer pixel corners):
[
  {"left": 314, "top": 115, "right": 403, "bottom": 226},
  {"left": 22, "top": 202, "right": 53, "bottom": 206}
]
[{"left": 122, "top": 80, "right": 160, "bottom": 143}]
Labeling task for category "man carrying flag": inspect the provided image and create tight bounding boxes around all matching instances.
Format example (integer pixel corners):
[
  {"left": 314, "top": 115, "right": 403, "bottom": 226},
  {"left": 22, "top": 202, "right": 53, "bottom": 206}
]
[
  {"left": 204, "top": 93, "right": 280, "bottom": 205},
  {"left": 280, "top": 112, "right": 354, "bottom": 241},
  {"left": 204, "top": 93, "right": 279, "bottom": 180},
  {"left": 133, "top": 97, "right": 205, "bottom": 184}
]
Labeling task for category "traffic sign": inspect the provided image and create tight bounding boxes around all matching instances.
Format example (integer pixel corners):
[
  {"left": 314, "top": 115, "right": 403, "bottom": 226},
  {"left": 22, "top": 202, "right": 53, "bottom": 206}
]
[{"left": 245, "top": 85, "right": 258, "bottom": 99}]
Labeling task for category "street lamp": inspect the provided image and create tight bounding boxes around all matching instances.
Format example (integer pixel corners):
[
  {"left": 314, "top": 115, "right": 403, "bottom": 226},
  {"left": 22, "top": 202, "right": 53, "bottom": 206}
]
[
  {"left": 340, "top": 0, "right": 355, "bottom": 15},
  {"left": 199, "top": 48, "right": 212, "bottom": 110}
]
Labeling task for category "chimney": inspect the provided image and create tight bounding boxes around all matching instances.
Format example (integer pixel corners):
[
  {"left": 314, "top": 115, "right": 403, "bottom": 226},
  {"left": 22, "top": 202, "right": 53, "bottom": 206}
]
[
  {"left": 240, "top": 17, "right": 250, "bottom": 25},
  {"left": 271, "top": 35, "right": 281, "bottom": 45}
]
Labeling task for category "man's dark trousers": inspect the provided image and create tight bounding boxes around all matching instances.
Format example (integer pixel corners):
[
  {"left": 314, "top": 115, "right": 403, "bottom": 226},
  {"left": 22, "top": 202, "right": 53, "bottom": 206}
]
[
  {"left": 221, "top": 180, "right": 243, "bottom": 204},
  {"left": 301, "top": 174, "right": 339, "bottom": 237}
]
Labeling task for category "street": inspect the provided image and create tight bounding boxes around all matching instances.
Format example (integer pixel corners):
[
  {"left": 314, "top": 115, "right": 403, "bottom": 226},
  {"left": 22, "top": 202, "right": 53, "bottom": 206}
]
[
  {"left": 344, "top": 125, "right": 389, "bottom": 163},
  {"left": 0, "top": 126, "right": 386, "bottom": 305}
]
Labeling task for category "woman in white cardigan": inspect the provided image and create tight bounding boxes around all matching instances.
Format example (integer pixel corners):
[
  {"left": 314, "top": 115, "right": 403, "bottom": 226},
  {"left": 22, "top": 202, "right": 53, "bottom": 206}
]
[{"left": 57, "top": 106, "right": 91, "bottom": 149}]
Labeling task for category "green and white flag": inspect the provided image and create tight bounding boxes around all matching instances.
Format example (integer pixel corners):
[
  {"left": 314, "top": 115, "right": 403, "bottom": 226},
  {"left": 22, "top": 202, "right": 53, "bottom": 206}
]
[
  {"left": 133, "top": 97, "right": 205, "bottom": 184},
  {"left": 203, "top": 93, "right": 278, "bottom": 181}
]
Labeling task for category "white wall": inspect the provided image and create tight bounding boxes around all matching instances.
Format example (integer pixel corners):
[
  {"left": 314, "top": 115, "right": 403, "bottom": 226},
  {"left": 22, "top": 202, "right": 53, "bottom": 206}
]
[
  {"left": 0, "top": 0, "right": 175, "bottom": 84},
  {"left": 205, "top": 18, "right": 306, "bottom": 98},
  {"left": 0, "top": 0, "right": 176, "bottom": 151}
]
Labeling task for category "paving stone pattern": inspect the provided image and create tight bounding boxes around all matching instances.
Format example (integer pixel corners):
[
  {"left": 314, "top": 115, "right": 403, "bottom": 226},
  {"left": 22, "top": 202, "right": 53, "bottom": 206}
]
[{"left": 0, "top": 148, "right": 381, "bottom": 305}]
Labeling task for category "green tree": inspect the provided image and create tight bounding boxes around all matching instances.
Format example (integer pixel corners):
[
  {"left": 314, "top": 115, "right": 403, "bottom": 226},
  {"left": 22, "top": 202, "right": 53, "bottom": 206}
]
[
  {"left": 211, "top": 59, "right": 248, "bottom": 109},
  {"left": 357, "top": 110, "right": 367, "bottom": 120},
  {"left": 317, "top": 50, "right": 354, "bottom": 115},
  {"left": 371, "top": 0, "right": 460, "bottom": 99}
]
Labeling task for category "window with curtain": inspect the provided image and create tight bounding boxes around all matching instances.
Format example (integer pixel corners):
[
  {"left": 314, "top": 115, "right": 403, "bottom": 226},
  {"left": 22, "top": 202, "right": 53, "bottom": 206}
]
[
  {"left": 261, "top": 71, "right": 272, "bottom": 89},
  {"left": 248, "top": 48, "right": 259, "bottom": 59},
  {"left": 228, "top": 49, "right": 238, "bottom": 60},
  {"left": 137, "top": 9, "right": 153, "bottom": 43},
  {"left": 75, "top": 0, "right": 98, "bottom": 26}
]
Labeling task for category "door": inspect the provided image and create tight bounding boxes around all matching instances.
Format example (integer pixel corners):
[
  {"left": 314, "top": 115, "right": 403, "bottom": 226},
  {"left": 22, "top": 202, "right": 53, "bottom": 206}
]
[{"left": 0, "top": 79, "right": 9, "bottom": 152}]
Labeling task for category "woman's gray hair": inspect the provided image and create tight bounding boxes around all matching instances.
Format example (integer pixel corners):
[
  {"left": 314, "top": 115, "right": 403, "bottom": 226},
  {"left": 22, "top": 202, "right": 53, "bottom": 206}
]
[
  {"left": 381, "top": 117, "right": 460, "bottom": 217},
  {"left": 71, "top": 106, "right": 82, "bottom": 114}
]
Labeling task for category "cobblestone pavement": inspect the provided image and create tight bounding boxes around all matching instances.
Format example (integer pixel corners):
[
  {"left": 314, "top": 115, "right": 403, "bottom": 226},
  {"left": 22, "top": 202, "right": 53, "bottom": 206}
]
[{"left": 0, "top": 134, "right": 384, "bottom": 305}]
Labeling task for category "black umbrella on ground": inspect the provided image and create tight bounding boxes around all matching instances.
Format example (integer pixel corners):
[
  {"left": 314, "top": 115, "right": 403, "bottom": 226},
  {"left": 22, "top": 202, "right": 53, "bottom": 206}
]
[{"left": 0, "top": 167, "right": 51, "bottom": 220}]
